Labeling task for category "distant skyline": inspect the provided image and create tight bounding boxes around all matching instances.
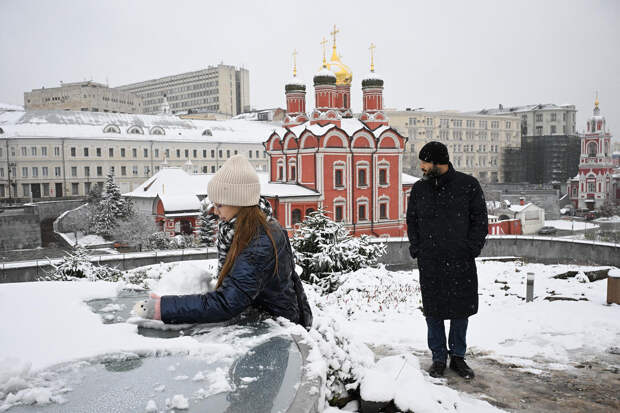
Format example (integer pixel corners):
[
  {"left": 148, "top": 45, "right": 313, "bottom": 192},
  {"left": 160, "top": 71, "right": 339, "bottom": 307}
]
[{"left": 1, "top": 0, "right": 618, "bottom": 138}]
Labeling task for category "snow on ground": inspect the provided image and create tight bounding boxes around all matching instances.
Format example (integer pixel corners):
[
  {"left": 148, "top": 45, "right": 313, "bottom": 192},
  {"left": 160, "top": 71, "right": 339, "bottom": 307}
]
[
  {"left": 544, "top": 219, "right": 599, "bottom": 231},
  {"left": 59, "top": 231, "right": 107, "bottom": 247},
  {"left": 0, "top": 260, "right": 289, "bottom": 411},
  {"left": 1, "top": 258, "right": 618, "bottom": 412}
]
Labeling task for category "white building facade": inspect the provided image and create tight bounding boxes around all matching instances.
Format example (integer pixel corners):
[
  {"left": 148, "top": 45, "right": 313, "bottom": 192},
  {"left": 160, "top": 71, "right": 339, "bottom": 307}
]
[{"left": 0, "top": 109, "right": 273, "bottom": 201}]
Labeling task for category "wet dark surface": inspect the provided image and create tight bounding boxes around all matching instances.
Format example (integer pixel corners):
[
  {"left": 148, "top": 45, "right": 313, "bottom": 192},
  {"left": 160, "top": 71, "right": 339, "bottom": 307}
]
[{"left": 9, "top": 293, "right": 303, "bottom": 413}]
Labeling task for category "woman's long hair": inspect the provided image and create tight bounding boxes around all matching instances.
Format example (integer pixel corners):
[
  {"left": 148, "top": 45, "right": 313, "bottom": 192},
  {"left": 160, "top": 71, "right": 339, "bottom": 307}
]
[{"left": 216, "top": 205, "right": 279, "bottom": 288}]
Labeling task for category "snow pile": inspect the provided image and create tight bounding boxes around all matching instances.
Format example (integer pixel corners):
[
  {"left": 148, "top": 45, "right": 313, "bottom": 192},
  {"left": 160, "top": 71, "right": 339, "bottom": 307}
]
[
  {"left": 544, "top": 220, "right": 599, "bottom": 231},
  {"left": 59, "top": 232, "right": 107, "bottom": 247}
]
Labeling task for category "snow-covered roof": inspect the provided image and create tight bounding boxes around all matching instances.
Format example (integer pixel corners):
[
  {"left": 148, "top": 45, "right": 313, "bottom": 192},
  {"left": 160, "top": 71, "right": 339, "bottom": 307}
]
[
  {"left": 509, "top": 202, "right": 534, "bottom": 212},
  {"left": 272, "top": 117, "right": 394, "bottom": 140},
  {"left": 315, "top": 67, "right": 336, "bottom": 78},
  {"left": 125, "top": 167, "right": 319, "bottom": 203},
  {"left": 158, "top": 195, "right": 202, "bottom": 212},
  {"left": 0, "top": 109, "right": 278, "bottom": 144},
  {"left": 0, "top": 102, "right": 24, "bottom": 111},
  {"left": 476, "top": 103, "right": 576, "bottom": 115}
]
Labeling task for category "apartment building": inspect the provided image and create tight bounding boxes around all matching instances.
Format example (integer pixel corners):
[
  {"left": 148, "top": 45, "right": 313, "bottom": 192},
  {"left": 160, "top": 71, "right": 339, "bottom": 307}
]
[
  {"left": 386, "top": 109, "right": 521, "bottom": 183},
  {"left": 24, "top": 81, "right": 142, "bottom": 114},
  {"left": 116, "top": 65, "right": 250, "bottom": 116}
]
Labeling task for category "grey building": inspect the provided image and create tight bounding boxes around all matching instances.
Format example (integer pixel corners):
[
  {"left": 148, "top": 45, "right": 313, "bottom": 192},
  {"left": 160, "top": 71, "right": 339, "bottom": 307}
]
[
  {"left": 24, "top": 81, "right": 143, "bottom": 114},
  {"left": 478, "top": 104, "right": 580, "bottom": 186},
  {"left": 116, "top": 65, "right": 250, "bottom": 117}
]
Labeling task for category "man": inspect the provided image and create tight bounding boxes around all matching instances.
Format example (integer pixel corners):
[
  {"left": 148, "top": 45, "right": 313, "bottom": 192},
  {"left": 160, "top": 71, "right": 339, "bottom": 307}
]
[{"left": 406, "top": 141, "right": 488, "bottom": 379}]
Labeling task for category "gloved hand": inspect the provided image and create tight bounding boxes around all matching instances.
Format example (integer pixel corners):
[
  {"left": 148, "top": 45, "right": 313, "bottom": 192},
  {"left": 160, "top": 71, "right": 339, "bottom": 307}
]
[{"left": 132, "top": 293, "right": 161, "bottom": 320}]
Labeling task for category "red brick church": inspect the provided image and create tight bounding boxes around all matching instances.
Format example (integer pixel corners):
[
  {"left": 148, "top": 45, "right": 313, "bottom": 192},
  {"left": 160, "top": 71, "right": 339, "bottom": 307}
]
[{"left": 263, "top": 29, "right": 416, "bottom": 236}]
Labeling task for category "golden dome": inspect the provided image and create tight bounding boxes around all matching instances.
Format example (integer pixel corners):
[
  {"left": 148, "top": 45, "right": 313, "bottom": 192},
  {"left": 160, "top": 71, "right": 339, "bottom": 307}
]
[{"left": 319, "top": 25, "right": 352, "bottom": 86}]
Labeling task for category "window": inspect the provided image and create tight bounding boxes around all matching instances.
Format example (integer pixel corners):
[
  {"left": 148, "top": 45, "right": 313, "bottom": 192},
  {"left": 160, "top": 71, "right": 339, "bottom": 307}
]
[
  {"left": 72, "top": 183, "right": 79, "bottom": 195},
  {"left": 334, "top": 169, "right": 344, "bottom": 188},
  {"left": 219, "top": 150, "right": 223, "bottom": 158},
  {"left": 31, "top": 147, "right": 37, "bottom": 156},
  {"left": 32, "top": 167, "right": 38, "bottom": 177},
  {"left": 335, "top": 205, "right": 344, "bottom": 222},
  {"left": 466, "top": 120, "right": 475, "bottom": 128},
  {"left": 278, "top": 166, "right": 284, "bottom": 181},
  {"left": 379, "top": 202, "right": 388, "bottom": 219},
  {"left": 227, "top": 150, "right": 230, "bottom": 158},
  {"left": 132, "top": 166, "right": 138, "bottom": 176},
  {"left": 358, "top": 203, "right": 367, "bottom": 221},
  {"left": 479, "top": 120, "right": 488, "bottom": 129},
  {"left": 96, "top": 147, "right": 102, "bottom": 157},
  {"left": 290, "top": 164, "right": 296, "bottom": 180},
  {"left": 211, "top": 149, "right": 215, "bottom": 158},
  {"left": 379, "top": 168, "right": 388, "bottom": 185},
  {"left": 145, "top": 166, "right": 150, "bottom": 176},
  {"left": 249, "top": 150, "right": 253, "bottom": 158},
  {"left": 550, "top": 113, "right": 557, "bottom": 121},
  {"left": 185, "top": 149, "right": 189, "bottom": 158},
  {"left": 211, "top": 165, "right": 216, "bottom": 173},
  {"left": 155, "top": 149, "right": 159, "bottom": 158},
  {"left": 535, "top": 113, "right": 543, "bottom": 122},
  {"left": 21, "top": 147, "right": 27, "bottom": 156},
  {"left": 165, "top": 149, "right": 170, "bottom": 158},
  {"left": 84, "top": 147, "right": 89, "bottom": 157},
  {"left": 71, "top": 167, "right": 77, "bottom": 177},
  {"left": 42, "top": 167, "right": 48, "bottom": 177},
  {"left": 550, "top": 125, "right": 556, "bottom": 134},
  {"left": 357, "top": 167, "right": 367, "bottom": 187},
  {"left": 132, "top": 148, "right": 137, "bottom": 158},
  {"left": 121, "top": 166, "right": 127, "bottom": 176},
  {"left": 144, "top": 148, "right": 148, "bottom": 158},
  {"left": 84, "top": 182, "right": 91, "bottom": 194},
  {"left": 55, "top": 167, "right": 61, "bottom": 177},
  {"left": 22, "top": 184, "right": 30, "bottom": 197},
  {"left": 70, "top": 147, "right": 76, "bottom": 157},
  {"left": 22, "top": 167, "right": 28, "bottom": 177},
  {"left": 0, "top": 185, "right": 4, "bottom": 197},
  {"left": 54, "top": 147, "right": 60, "bottom": 156},
  {"left": 587, "top": 181, "right": 595, "bottom": 193},
  {"left": 292, "top": 209, "right": 302, "bottom": 225},
  {"left": 202, "top": 149, "right": 207, "bottom": 158},
  {"left": 587, "top": 142, "right": 597, "bottom": 157},
  {"left": 42, "top": 183, "right": 49, "bottom": 197},
  {"left": 536, "top": 126, "right": 543, "bottom": 135},
  {"left": 256, "top": 150, "right": 259, "bottom": 158},
  {"left": 121, "top": 148, "right": 126, "bottom": 157},
  {"left": 506, "top": 121, "right": 511, "bottom": 129}
]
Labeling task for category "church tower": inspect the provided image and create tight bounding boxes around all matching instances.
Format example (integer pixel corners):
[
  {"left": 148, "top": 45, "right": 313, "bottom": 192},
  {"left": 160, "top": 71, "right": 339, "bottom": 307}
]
[
  {"left": 576, "top": 94, "right": 614, "bottom": 209},
  {"left": 359, "top": 43, "right": 388, "bottom": 130},
  {"left": 309, "top": 37, "right": 341, "bottom": 127},
  {"left": 284, "top": 50, "right": 308, "bottom": 128}
]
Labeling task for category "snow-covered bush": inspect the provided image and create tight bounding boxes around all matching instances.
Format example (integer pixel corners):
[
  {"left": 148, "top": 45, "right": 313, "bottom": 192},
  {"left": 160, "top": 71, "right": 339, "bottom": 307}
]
[
  {"left": 291, "top": 209, "right": 386, "bottom": 293},
  {"left": 41, "top": 247, "right": 123, "bottom": 282}
]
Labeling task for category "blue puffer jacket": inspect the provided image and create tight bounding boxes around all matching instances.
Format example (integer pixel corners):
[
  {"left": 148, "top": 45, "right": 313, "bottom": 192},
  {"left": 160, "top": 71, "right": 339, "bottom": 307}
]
[{"left": 161, "top": 221, "right": 303, "bottom": 325}]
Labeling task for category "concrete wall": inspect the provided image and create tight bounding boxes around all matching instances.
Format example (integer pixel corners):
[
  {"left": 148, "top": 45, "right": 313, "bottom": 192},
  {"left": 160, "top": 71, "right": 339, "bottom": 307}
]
[
  {"left": 0, "top": 248, "right": 217, "bottom": 283},
  {"left": 35, "top": 199, "right": 87, "bottom": 221},
  {"left": 0, "top": 206, "right": 41, "bottom": 250},
  {"left": 379, "top": 236, "right": 620, "bottom": 268}
]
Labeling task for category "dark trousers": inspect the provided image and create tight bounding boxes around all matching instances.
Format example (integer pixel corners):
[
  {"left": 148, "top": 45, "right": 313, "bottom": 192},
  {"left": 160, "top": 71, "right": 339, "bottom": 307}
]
[{"left": 425, "top": 317, "right": 468, "bottom": 362}]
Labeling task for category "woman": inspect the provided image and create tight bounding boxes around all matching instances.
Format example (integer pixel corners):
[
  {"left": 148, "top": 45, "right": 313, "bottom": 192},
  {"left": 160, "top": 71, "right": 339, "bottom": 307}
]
[{"left": 134, "top": 155, "right": 312, "bottom": 328}]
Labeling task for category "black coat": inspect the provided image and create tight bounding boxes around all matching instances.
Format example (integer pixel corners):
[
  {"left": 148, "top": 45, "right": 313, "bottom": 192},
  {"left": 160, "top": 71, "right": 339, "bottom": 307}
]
[
  {"left": 406, "top": 163, "right": 488, "bottom": 319},
  {"left": 161, "top": 221, "right": 312, "bottom": 327}
]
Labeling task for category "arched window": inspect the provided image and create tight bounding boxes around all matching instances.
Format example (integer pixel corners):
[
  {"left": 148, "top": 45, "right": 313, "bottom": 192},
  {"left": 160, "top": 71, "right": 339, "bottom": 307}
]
[
  {"left": 127, "top": 126, "right": 144, "bottom": 135},
  {"left": 0, "top": 127, "right": 4, "bottom": 134},
  {"left": 587, "top": 141, "right": 597, "bottom": 157},
  {"left": 202, "top": 129, "right": 212, "bottom": 136},
  {"left": 103, "top": 124, "right": 121, "bottom": 134},
  {"left": 292, "top": 209, "right": 302, "bottom": 225},
  {"left": 150, "top": 126, "right": 165, "bottom": 135},
  {"left": 305, "top": 208, "right": 315, "bottom": 217}
]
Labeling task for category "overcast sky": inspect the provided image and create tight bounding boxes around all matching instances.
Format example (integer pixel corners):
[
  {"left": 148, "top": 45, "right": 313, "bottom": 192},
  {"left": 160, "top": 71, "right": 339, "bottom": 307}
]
[{"left": 1, "top": 0, "right": 618, "bottom": 137}]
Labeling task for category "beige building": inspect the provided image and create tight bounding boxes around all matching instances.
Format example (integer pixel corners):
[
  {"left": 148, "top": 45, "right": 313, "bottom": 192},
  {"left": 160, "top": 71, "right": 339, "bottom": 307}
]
[
  {"left": 0, "top": 109, "right": 273, "bottom": 201},
  {"left": 386, "top": 109, "right": 521, "bottom": 183},
  {"left": 24, "top": 81, "right": 143, "bottom": 113},
  {"left": 116, "top": 64, "right": 250, "bottom": 117}
]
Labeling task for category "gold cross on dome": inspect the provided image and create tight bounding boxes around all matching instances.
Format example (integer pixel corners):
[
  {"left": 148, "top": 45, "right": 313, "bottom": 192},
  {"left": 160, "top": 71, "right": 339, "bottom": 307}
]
[
  {"left": 292, "top": 49, "right": 298, "bottom": 77},
  {"left": 330, "top": 24, "right": 339, "bottom": 47},
  {"left": 320, "top": 37, "right": 328, "bottom": 67},
  {"left": 369, "top": 43, "right": 376, "bottom": 72}
]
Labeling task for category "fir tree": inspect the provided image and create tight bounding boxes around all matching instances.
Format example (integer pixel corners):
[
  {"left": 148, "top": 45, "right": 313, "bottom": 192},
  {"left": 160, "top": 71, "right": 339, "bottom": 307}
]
[
  {"left": 198, "top": 201, "right": 218, "bottom": 246},
  {"left": 91, "top": 169, "right": 129, "bottom": 238},
  {"left": 291, "top": 209, "right": 386, "bottom": 293}
]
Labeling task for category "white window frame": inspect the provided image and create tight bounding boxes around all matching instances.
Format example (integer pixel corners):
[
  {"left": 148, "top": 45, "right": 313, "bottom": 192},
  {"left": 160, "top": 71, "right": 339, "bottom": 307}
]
[
  {"left": 333, "top": 196, "right": 347, "bottom": 222},
  {"left": 333, "top": 161, "right": 346, "bottom": 189},
  {"left": 277, "top": 159, "right": 285, "bottom": 181},
  {"left": 288, "top": 158, "right": 297, "bottom": 182},
  {"left": 378, "top": 196, "right": 390, "bottom": 220},
  {"left": 356, "top": 197, "right": 369, "bottom": 222},
  {"left": 356, "top": 161, "right": 369, "bottom": 188},
  {"left": 377, "top": 160, "right": 390, "bottom": 187}
]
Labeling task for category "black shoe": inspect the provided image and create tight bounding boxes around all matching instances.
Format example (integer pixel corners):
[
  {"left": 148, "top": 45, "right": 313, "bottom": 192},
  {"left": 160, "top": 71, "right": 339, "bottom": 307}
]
[
  {"left": 450, "top": 356, "right": 475, "bottom": 379},
  {"left": 428, "top": 361, "right": 446, "bottom": 378}
]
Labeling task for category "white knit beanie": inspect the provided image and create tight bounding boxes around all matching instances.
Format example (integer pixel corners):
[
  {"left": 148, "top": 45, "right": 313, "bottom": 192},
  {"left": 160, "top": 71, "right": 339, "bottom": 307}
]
[{"left": 207, "top": 155, "right": 261, "bottom": 206}]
